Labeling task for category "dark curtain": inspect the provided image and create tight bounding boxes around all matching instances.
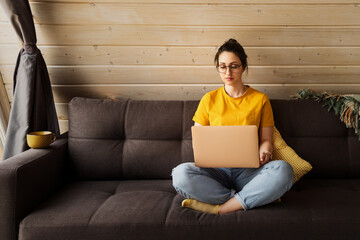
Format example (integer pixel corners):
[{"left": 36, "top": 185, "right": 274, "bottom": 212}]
[{"left": 0, "top": 0, "right": 60, "bottom": 160}]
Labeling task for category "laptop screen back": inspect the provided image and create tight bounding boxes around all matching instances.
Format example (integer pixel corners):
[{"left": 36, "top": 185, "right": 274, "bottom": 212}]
[{"left": 191, "top": 125, "right": 260, "bottom": 168}]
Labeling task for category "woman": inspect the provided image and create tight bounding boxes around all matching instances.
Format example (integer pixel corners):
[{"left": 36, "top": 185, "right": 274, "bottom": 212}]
[{"left": 172, "top": 39, "right": 294, "bottom": 215}]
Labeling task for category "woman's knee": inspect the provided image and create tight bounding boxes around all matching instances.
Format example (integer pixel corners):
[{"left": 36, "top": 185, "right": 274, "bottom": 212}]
[
  {"left": 267, "top": 160, "right": 294, "bottom": 187},
  {"left": 171, "top": 162, "right": 196, "bottom": 189}
]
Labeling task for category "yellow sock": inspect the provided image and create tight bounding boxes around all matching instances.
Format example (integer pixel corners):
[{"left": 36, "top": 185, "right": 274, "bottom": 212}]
[{"left": 181, "top": 199, "right": 219, "bottom": 215}]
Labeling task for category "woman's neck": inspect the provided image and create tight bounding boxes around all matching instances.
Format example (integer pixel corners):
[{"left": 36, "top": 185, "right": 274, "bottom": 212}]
[{"left": 224, "top": 84, "right": 248, "bottom": 98}]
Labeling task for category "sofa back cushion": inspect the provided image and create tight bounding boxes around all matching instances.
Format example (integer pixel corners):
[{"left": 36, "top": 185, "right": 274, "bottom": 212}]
[
  {"left": 271, "top": 99, "right": 360, "bottom": 179},
  {"left": 68, "top": 97, "right": 360, "bottom": 180},
  {"left": 68, "top": 98, "right": 197, "bottom": 180}
]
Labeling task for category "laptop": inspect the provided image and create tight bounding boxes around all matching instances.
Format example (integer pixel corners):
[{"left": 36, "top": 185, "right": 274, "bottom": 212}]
[{"left": 191, "top": 125, "right": 260, "bottom": 168}]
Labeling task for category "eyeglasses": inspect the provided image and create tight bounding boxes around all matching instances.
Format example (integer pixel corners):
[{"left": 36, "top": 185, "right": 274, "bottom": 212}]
[{"left": 216, "top": 64, "right": 242, "bottom": 73}]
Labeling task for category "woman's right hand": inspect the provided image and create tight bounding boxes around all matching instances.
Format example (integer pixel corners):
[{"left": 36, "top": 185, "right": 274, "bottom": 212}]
[{"left": 259, "top": 151, "right": 271, "bottom": 166}]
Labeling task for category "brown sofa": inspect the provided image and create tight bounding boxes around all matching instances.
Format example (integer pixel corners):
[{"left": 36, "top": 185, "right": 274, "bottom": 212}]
[{"left": 1, "top": 97, "right": 360, "bottom": 240}]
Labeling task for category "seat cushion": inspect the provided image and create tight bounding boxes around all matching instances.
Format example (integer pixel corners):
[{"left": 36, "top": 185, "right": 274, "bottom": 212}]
[{"left": 20, "top": 179, "right": 360, "bottom": 240}]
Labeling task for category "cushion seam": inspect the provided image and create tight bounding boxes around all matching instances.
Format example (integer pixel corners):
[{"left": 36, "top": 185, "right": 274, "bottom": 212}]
[
  {"left": 69, "top": 137, "right": 183, "bottom": 141},
  {"left": 164, "top": 194, "right": 178, "bottom": 225},
  {"left": 87, "top": 194, "right": 113, "bottom": 225}
]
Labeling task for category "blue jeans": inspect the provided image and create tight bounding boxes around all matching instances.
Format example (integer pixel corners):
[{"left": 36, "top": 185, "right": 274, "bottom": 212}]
[{"left": 171, "top": 160, "right": 294, "bottom": 210}]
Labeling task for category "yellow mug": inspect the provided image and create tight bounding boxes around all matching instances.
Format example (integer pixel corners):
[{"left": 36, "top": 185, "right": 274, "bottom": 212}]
[{"left": 27, "top": 131, "right": 56, "bottom": 149}]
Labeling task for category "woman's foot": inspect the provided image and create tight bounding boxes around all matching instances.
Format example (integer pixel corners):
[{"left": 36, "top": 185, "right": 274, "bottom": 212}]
[{"left": 181, "top": 199, "right": 219, "bottom": 215}]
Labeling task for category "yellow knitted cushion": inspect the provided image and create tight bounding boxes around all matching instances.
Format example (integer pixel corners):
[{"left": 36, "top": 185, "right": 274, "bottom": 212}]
[{"left": 272, "top": 126, "right": 312, "bottom": 183}]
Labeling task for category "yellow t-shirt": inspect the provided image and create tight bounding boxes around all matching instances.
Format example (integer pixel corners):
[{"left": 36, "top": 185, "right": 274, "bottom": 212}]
[{"left": 192, "top": 86, "right": 274, "bottom": 128}]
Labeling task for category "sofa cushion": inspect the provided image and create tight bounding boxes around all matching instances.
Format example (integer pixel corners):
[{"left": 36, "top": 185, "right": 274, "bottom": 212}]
[
  {"left": 271, "top": 99, "right": 360, "bottom": 179},
  {"left": 68, "top": 98, "right": 197, "bottom": 180},
  {"left": 68, "top": 98, "right": 128, "bottom": 179},
  {"left": 68, "top": 97, "right": 360, "bottom": 180},
  {"left": 273, "top": 126, "right": 313, "bottom": 183},
  {"left": 125, "top": 100, "right": 183, "bottom": 140},
  {"left": 68, "top": 98, "right": 127, "bottom": 139},
  {"left": 19, "top": 179, "right": 360, "bottom": 240}
]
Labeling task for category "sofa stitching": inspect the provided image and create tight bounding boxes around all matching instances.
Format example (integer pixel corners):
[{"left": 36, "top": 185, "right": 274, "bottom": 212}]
[
  {"left": 114, "top": 189, "right": 176, "bottom": 195},
  {"left": 121, "top": 100, "right": 130, "bottom": 179},
  {"left": 20, "top": 222, "right": 191, "bottom": 228},
  {"left": 164, "top": 194, "right": 178, "bottom": 225},
  {"left": 69, "top": 137, "right": 183, "bottom": 141},
  {"left": 87, "top": 190, "right": 175, "bottom": 225},
  {"left": 123, "top": 99, "right": 129, "bottom": 140},
  {"left": 181, "top": 101, "right": 185, "bottom": 164},
  {"left": 68, "top": 135, "right": 350, "bottom": 140},
  {"left": 87, "top": 193, "right": 113, "bottom": 226},
  {"left": 182, "top": 101, "right": 185, "bottom": 141}
]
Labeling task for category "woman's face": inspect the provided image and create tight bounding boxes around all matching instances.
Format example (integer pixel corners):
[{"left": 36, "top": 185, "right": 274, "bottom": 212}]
[{"left": 217, "top": 51, "right": 244, "bottom": 87}]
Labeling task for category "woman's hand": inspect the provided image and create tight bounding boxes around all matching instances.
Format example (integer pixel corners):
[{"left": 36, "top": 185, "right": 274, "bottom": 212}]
[
  {"left": 259, "top": 126, "right": 273, "bottom": 167},
  {"left": 259, "top": 151, "right": 272, "bottom": 166}
]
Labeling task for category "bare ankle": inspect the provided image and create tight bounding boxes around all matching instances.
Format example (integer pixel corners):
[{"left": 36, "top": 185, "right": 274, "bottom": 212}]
[
  {"left": 218, "top": 205, "right": 226, "bottom": 215},
  {"left": 218, "top": 197, "right": 244, "bottom": 215}
]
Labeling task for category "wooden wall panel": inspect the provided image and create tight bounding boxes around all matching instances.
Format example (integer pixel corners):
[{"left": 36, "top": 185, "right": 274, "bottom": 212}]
[
  {"left": 56, "top": 103, "right": 68, "bottom": 120},
  {"left": 0, "top": 73, "right": 10, "bottom": 125},
  {"left": 27, "top": 0, "right": 360, "bottom": 3},
  {"left": 0, "top": 73, "right": 10, "bottom": 154},
  {"left": 1, "top": 45, "right": 360, "bottom": 66},
  {"left": 51, "top": 83, "right": 360, "bottom": 133},
  {"left": 5, "top": 3, "right": 357, "bottom": 26},
  {"left": 1, "top": 0, "right": 360, "bottom": 135},
  {"left": 50, "top": 84, "right": 360, "bottom": 103},
  {"left": 3, "top": 24, "right": 360, "bottom": 47},
  {"left": 52, "top": 82, "right": 360, "bottom": 134},
  {"left": 58, "top": 120, "right": 68, "bottom": 134},
  {"left": 46, "top": 82, "right": 360, "bottom": 126},
  {"left": 2, "top": 65, "right": 360, "bottom": 85},
  {"left": 6, "top": 83, "right": 360, "bottom": 103},
  {"left": 0, "top": 45, "right": 18, "bottom": 65}
]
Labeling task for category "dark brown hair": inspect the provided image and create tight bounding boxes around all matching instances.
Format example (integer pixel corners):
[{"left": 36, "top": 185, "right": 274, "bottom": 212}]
[{"left": 214, "top": 38, "right": 248, "bottom": 72}]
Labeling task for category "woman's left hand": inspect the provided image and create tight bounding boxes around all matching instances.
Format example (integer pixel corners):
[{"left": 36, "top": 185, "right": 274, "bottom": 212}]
[{"left": 259, "top": 152, "right": 271, "bottom": 166}]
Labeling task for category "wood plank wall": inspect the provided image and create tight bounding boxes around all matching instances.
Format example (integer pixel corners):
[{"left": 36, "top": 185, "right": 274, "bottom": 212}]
[
  {"left": 1, "top": 0, "right": 360, "bottom": 133},
  {"left": 0, "top": 72, "right": 10, "bottom": 158}
]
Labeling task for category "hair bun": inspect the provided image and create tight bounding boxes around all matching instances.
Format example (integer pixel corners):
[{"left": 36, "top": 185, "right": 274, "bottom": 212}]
[{"left": 227, "top": 38, "right": 238, "bottom": 44}]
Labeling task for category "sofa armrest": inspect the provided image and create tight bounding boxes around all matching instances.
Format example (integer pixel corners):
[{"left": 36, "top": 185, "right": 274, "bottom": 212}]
[{"left": 0, "top": 138, "right": 68, "bottom": 240}]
